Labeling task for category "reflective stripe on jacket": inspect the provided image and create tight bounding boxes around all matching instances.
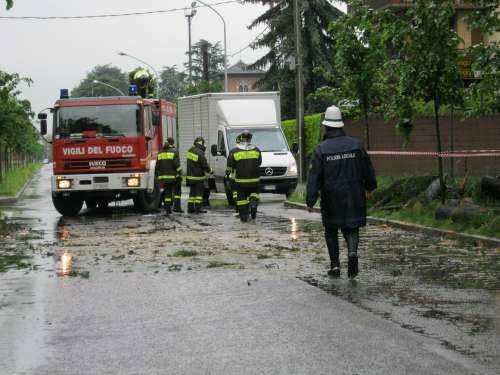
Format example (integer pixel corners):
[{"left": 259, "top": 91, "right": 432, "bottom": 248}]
[
  {"left": 157, "top": 146, "right": 180, "bottom": 182},
  {"left": 227, "top": 144, "right": 262, "bottom": 187},
  {"left": 186, "top": 145, "right": 211, "bottom": 184}
]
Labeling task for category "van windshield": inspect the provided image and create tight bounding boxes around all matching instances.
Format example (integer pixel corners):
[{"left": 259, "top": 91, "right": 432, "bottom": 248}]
[
  {"left": 227, "top": 128, "right": 289, "bottom": 152},
  {"left": 55, "top": 104, "right": 141, "bottom": 139}
]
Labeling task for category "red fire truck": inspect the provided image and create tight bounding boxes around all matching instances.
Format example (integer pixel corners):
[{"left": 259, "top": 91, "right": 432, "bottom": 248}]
[{"left": 39, "top": 89, "right": 177, "bottom": 216}]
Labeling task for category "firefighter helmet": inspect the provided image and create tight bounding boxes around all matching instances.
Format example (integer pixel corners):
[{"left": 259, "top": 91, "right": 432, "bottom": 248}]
[
  {"left": 167, "top": 137, "right": 175, "bottom": 146},
  {"left": 194, "top": 136, "right": 205, "bottom": 146},
  {"left": 239, "top": 130, "right": 253, "bottom": 143}
]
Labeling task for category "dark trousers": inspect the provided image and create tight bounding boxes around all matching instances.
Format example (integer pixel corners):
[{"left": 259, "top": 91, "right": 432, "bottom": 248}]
[
  {"left": 188, "top": 182, "right": 204, "bottom": 213},
  {"left": 161, "top": 182, "right": 175, "bottom": 212},
  {"left": 324, "top": 226, "right": 360, "bottom": 268},
  {"left": 173, "top": 177, "right": 182, "bottom": 211},
  {"left": 236, "top": 186, "right": 260, "bottom": 217}
]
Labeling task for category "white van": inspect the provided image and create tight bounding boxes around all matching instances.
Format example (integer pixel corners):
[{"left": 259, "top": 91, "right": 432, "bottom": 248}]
[{"left": 178, "top": 92, "right": 298, "bottom": 204}]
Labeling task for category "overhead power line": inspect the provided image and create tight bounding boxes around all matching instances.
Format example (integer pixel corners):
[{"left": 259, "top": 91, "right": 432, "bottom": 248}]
[
  {"left": 0, "top": 0, "right": 237, "bottom": 20},
  {"left": 229, "top": 26, "right": 268, "bottom": 57}
]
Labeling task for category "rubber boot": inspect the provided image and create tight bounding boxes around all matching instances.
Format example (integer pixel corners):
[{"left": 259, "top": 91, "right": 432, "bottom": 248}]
[
  {"left": 345, "top": 230, "right": 359, "bottom": 279},
  {"left": 165, "top": 204, "right": 172, "bottom": 216},
  {"left": 195, "top": 204, "right": 207, "bottom": 214},
  {"left": 250, "top": 199, "right": 258, "bottom": 220},
  {"left": 173, "top": 200, "right": 184, "bottom": 213},
  {"left": 325, "top": 231, "right": 340, "bottom": 277},
  {"left": 187, "top": 202, "right": 195, "bottom": 214}
]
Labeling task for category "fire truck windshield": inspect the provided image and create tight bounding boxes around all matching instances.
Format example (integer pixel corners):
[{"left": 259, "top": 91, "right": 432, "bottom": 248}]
[{"left": 55, "top": 104, "right": 141, "bottom": 139}]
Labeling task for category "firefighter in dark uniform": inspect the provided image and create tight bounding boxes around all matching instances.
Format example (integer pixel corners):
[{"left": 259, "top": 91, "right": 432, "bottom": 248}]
[
  {"left": 186, "top": 137, "right": 212, "bottom": 214},
  {"left": 157, "top": 141, "right": 180, "bottom": 215},
  {"left": 226, "top": 134, "right": 242, "bottom": 212},
  {"left": 166, "top": 137, "right": 184, "bottom": 213},
  {"left": 227, "top": 131, "right": 262, "bottom": 222},
  {"left": 306, "top": 105, "right": 377, "bottom": 278}
]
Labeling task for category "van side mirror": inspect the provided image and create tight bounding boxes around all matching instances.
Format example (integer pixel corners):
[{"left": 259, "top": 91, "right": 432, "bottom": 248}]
[
  {"left": 211, "top": 144, "right": 218, "bottom": 157},
  {"left": 291, "top": 143, "right": 299, "bottom": 154},
  {"left": 40, "top": 120, "right": 47, "bottom": 135}
]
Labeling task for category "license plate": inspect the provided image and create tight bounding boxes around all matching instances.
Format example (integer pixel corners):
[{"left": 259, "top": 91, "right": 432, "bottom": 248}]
[
  {"left": 264, "top": 185, "right": 276, "bottom": 191},
  {"left": 94, "top": 183, "right": 109, "bottom": 190}
]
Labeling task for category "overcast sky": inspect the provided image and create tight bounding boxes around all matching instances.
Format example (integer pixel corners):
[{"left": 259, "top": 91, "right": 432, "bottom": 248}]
[{"left": 1, "top": 0, "right": 345, "bottom": 116}]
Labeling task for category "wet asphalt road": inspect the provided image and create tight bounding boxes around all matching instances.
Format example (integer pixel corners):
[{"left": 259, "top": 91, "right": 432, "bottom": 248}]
[{"left": 0, "top": 165, "right": 499, "bottom": 374}]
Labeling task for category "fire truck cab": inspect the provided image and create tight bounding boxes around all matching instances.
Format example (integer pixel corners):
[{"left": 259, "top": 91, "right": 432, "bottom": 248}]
[{"left": 41, "top": 89, "right": 177, "bottom": 216}]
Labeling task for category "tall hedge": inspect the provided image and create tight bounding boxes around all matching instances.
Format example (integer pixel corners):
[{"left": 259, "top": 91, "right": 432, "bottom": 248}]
[{"left": 282, "top": 113, "right": 322, "bottom": 158}]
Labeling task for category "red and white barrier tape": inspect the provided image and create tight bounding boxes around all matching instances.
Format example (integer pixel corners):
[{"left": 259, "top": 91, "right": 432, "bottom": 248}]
[{"left": 368, "top": 150, "right": 500, "bottom": 158}]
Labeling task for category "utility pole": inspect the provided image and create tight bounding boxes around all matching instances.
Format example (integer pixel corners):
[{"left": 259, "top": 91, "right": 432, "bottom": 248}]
[
  {"left": 185, "top": 6, "right": 197, "bottom": 84},
  {"left": 294, "top": 0, "right": 306, "bottom": 183}
]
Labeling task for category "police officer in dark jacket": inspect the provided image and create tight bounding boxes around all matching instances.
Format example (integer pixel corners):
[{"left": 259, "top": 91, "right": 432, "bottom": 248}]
[
  {"left": 306, "top": 105, "right": 377, "bottom": 278},
  {"left": 227, "top": 131, "right": 262, "bottom": 222},
  {"left": 157, "top": 141, "right": 181, "bottom": 215},
  {"left": 167, "top": 137, "right": 184, "bottom": 213},
  {"left": 186, "top": 136, "right": 212, "bottom": 214}
]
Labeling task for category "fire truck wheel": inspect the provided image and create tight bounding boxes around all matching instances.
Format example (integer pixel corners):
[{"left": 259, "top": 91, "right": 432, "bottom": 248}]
[
  {"left": 52, "top": 194, "right": 84, "bottom": 216},
  {"left": 134, "top": 179, "right": 161, "bottom": 213}
]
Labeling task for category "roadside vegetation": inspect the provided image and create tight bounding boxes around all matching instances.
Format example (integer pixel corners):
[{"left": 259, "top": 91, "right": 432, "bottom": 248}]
[
  {"left": 0, "top": 163, "right": 41, "bottom": 196},
  {"left": 288, "top": 176, "right": 500, "bottom": 239}
]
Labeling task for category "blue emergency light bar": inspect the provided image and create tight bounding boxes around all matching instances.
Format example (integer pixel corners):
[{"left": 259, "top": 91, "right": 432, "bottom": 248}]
[
  {"left": 129, "top": 85, "right": 138, "bottom": 96},
  {"left": 60, "top": 89, "right": 69, "bottom": 99}
]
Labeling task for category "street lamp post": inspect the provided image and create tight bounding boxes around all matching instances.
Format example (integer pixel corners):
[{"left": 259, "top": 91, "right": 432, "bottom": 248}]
[
  {"left": 117, "top": 52, "right": 160, "bottom": 98},
  {"left": 185, "top": 6, "right": 197, "bottom": 84},
  {"left": 92, "top": 80, "right": 126, "bottom": 96},
  {"left": 192, "top": 0, "right": 228, "bottom": 92}
]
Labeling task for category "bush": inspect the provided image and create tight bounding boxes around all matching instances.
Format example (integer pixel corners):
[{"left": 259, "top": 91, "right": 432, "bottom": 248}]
[{"left": 282, "top": 113, "right": 322, "bottom": 158}]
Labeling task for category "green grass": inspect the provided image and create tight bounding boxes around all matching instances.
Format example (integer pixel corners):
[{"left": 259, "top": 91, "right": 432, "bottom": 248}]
[
  {"left": 370, "top": 204, "right": 500, "bottom": 239},
  {"left": 0, "top": 163, "right": 41, "bottom": 196},
  {"left": 173, "top": 250, "right": 199, "bottom": 257},
  {"left": 288, "top": 184, "right": 320, "bottom": 207},
  {"left": 287, "top": 177, "right": 500, "bottom": 239},
  {"left": 0, "top": 253, "right": 31, "bottom": 272}
]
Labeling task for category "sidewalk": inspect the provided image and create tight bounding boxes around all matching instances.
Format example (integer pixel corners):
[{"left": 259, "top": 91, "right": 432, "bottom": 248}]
[{"left": 0, "top": 168, "right": 41, "bottom": 205}]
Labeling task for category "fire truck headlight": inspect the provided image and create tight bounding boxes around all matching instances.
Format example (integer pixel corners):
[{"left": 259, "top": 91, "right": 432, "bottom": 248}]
[
  {"left": 127, "top": 177, "right": 140, "bottom": 187},
  {"left": 57, "top": 179, "right": 72, "bottom": 189}
]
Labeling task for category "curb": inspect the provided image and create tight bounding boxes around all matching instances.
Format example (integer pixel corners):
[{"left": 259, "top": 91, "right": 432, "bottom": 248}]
[
  {"left": 0, "top": 169, "right": 40, "bottom": 205},
  {"left": 284, "top": 201, "right": 500, "bottom": 248}
]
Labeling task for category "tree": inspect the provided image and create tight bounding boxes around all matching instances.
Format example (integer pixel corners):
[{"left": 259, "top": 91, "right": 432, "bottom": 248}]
[
  {"left": 464, "top": 0, "right": 500, "bottom": 116},
  {"left": 5, "top": 0, "right": 13, "bottom": 10},
  {"left": 72, "top": 65, "right": 129, "bottom": 97},
  {"left": 158, "top": 65, "right": 188, "bottom": 102},
  {"left": 186, "top": 39, "right": 224, "bottom": 82},
  {"left": 0, "top": 70, "right": 44, "bottom": 177},
  {"left": 244, "top": 0, "right": 342, "bottom": 118},
  {"left": 391, "top": 0, "right": 463, "bottom": 203},
  {"left": 184, "top": 80, "right": 223, "bottom": 96},
  {"left": 329, "top": 0, "right": 387, "bottom": 149}
]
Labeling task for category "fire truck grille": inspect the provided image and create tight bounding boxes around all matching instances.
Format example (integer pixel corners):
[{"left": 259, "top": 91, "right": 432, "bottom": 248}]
[
  {"left": 259, "top": 167, "right": 287, "bottom": 177},
  {"left": 64, "top": 158, "right": 133, "bottom": 170}
]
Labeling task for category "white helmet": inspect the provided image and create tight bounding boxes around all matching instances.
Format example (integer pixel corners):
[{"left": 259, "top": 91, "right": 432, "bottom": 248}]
[{"left": 322, "top": 105, "right": 344, "bottom": 128}]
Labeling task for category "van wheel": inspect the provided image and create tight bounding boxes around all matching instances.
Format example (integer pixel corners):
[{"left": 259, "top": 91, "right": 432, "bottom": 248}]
[
  {"left": 134, "top": 178, "right": 161, "bottom": 213},
  {"left": 85, "top": 198, "right": 97, "bottom": 210},
  {"left": 53, "top": 194, "right": 83, "bottom": 216}
]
